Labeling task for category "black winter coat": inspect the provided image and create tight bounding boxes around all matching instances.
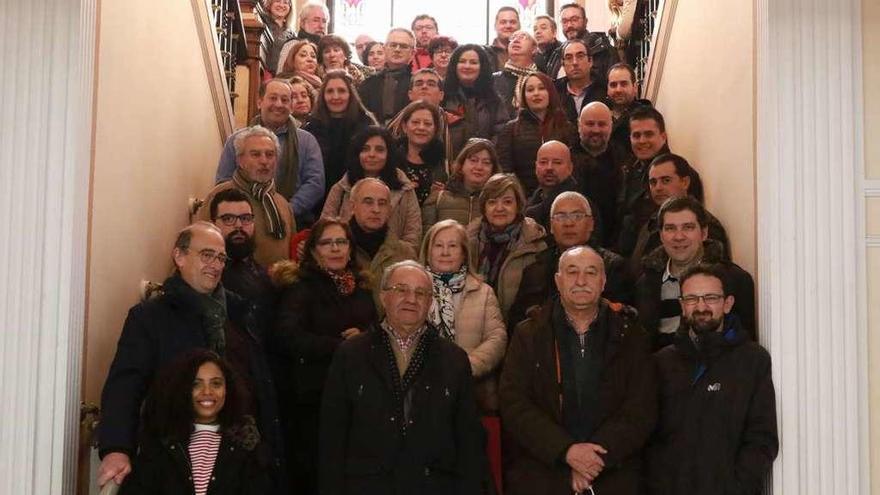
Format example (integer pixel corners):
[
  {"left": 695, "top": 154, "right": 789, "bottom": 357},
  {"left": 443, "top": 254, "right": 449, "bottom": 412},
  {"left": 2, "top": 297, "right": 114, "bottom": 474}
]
[
  {"left": 646, "top": 318, "right": 778, "bottom": 494},
  {"left": 319, "top": 325, "right": 486, "bottom": 495},
  {"left": 495, "top": 109, "right": 576, "bottom": 196},
  {"left": 499, "top": 301, "right": 657, "bottom": 495},
  {"left": 555, "top": 77, "right": 608, "bottom": 124},
  {"left": 120, "top": 430, "right": 269, "bottom": 495},
  {"left": 97, "top": 277, "right": 285, "bottom": 489},
  {"left": 358, "top": 67, "right": 412, "bottom": 123},
  {"left": 444, "top": 90, "right": 508, "bottom": 161},
  {"left": 634, "top": 240, "right": 757, "bottom": 350},
  {"left": 571, "top": 140, "right": 633, "bottom": 246},
  {"left": 301, "top": 114, "right": 375, "bottom": 197}
]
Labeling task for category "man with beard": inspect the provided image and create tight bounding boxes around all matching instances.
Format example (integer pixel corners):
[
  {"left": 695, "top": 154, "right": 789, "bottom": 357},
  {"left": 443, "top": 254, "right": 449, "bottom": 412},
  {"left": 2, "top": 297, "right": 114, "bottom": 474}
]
[
  {"left": 204, "top": 125, "right": 295, "bottom": 268},
  {"left": 571, "top": 101, "right": 631, "bottom": 245},
  {"left": 545, "top": 3, "right": 619, "bottom": 82},
  {"left": 410, "top": 14, "right": 438, "bottom": 71},
  {"left": 509, "top": 192, "right": 631, "bottom": 329},
  {"left": 96, "top": 222, "right": 286, "bottom": 492},
  {"left": 524, "top": 140, "right": 579, "bottom": 230},
  {"left": 635, "top": 197, "right": 755, "bottom": 350},
  {"left": 646, "top": 264, "right": 778, "bottom": 495},
  {"left": 295, "top": 1, "right": 328, "bottom": 44},
  {"left": 209, "top": 188, "right": 276, "bottom": 329},
  {"left": 500, "top": 246, "right": 655, "bottom": 495},
  {"left": 605, "top": 63, "right": 653, "bottom": 152}
]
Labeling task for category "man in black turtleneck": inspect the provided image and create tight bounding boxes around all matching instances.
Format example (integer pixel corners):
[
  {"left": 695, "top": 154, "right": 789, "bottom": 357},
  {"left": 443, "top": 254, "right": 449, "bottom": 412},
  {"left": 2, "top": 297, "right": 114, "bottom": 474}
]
[
  {"left": 359, "top": 28, "right": 416, "bottom": 124},
  {"left": 647, "top": 264, "right": 777, "bottom": 495},
  {"left": 348, "top": 178, "right": 416, "bottom": 304}
]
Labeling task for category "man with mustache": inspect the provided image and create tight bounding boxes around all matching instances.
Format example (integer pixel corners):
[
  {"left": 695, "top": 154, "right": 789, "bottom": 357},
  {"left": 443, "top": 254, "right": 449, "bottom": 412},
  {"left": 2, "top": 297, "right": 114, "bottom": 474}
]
[
  {"left": 524, "top": 140, "right": 579, "bottom": 230},
  {"left": 204, "top": 125, "right": 295, "bottom": 268},
  {"left": 646, "top": 264, "right": 778, "bottom": 495},
  {"left": 500, "top": 245, "right": 656, "bottom": 495},
  {"left": 208, "top": 188, "right": 275, "bottom": 329},
  {"left": 635, "top": 196, "right": 755, "bottom": 350}
]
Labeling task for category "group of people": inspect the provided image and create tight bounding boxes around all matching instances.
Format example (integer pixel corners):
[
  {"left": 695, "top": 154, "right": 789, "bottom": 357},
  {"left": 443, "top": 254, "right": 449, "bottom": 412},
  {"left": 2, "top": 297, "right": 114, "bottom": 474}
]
[{"left": 95, "top": 2, "right": 779, "bottom": 494}]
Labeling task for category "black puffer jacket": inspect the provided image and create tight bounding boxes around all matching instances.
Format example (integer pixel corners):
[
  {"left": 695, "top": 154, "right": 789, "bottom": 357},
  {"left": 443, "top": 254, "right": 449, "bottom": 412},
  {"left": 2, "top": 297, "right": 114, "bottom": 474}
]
[
  {"left": 495, "top": 109, "right": 576, "bottom": 196},
  {"left": 647, "top": 317, "right": 778, "bottom": 495}
]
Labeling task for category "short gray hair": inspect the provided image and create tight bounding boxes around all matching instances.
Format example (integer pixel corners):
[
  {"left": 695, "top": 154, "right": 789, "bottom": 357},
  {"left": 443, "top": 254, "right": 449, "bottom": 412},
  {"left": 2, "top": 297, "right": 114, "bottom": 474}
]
[
  {"left": 387, "top": 27, "right": 416, "bottom": 43},
  {"left": 380, "top": 260, "right": 431, "bottom": 290},
  {"left": 350, "top": 177, "right": 391, "bottom": 201},
  {"left": 550, "top": 191, "right": 592, "bottom": 216},
  {"left": 557, "top": 245, "right": 605, "bottom": 274},
  {"left": 298, "top": 1, "right": 329, "bottom": 25},
  {"left": 232, "top": 125, "right": 280, "bottom": 157}
]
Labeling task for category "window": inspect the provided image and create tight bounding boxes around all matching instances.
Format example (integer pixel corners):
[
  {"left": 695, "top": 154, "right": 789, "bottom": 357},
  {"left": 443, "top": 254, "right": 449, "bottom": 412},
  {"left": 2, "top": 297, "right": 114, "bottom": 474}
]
[{"left": 332, "top": 0, "right": 550, "bottom": 46}]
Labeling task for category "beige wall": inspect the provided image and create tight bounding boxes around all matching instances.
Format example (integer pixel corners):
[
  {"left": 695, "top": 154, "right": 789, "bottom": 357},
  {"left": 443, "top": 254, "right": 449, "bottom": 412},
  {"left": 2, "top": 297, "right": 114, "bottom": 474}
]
[
  {"left": 652, "top": 1, "right": 756, "bottom": 277},
  {"left": 84, "top": 0, "right": 226, "bottom": 403},
  {"left": 865, "top": 0, "right": 880, "bottom": 492}
]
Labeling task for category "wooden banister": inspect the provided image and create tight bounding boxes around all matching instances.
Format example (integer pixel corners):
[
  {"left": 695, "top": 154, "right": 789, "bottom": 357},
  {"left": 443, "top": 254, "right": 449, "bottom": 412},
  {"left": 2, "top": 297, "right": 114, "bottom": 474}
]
[{"left": 639, "top": 0, "right": 679, "bottom": 102}]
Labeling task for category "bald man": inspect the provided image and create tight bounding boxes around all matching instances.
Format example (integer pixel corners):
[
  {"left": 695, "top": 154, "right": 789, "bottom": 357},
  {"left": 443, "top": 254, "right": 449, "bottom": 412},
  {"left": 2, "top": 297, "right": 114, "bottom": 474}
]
[
  {"left": 570, "top": 102, "right": 632, "bottom": 246},
  {"left": 500, "top": 245, "right": 655, "bottom": 495},
  {"left": 524, "top": 140, "right": 580, "bottom": 229}
]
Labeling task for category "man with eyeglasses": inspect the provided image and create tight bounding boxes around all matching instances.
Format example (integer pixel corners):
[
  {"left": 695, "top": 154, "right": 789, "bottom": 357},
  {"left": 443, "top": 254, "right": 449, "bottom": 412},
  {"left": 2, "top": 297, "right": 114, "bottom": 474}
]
[
  {"left": 96, "top": 221, "right": 288, "bottom": 492},
  {"left": 510, "top": 191, "right": 631, "bottom": 329},
  {"left": 500, "top": 245, "right": 655, "bottom": 495},
  {"left": 545, "top": 3, "right": 619, "bottom": 83},
  {"left": 359, "top": 28, "right": 416, "bottom": 124},
  {"left": 635, "top": 196, "right": 755, "bottom": 350},
  {"left": 348, "top": 178, "right": 416, "bottom": 306},
  {"left": 555, "top": 39, "right": 607, "bottom": 124},
  {"left": 646, "top": 263, "right": 778, "bottom": 495},
  {"left": 205, "top": 125, "right": 295, "bottom": 268},
  {"left": 319, "top": 260, "right": 485, "bottom": 494},
  {"left": 208, "top": 188, "right": 275, "bottom": 330},
  {"left": 410, "top": 14, "right": 438, "bottom": 71}
]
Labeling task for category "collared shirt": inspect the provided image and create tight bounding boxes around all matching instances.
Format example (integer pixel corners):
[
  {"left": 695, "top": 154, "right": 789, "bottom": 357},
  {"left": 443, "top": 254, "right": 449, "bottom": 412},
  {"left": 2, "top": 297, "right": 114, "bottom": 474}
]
[
  {"left": 658, "top": 259, "right": 682, "bottom": 334},
  {"left": 381, "top": 319, "right": 427, "bottom": 376}
]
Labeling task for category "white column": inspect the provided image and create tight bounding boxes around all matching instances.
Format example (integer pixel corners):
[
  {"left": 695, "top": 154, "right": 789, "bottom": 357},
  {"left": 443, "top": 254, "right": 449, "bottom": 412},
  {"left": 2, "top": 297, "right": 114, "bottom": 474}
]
[
  {"left": 0, "top": 0, "right": 96, "bottom": 493},
  {"left": 756, "top": 0, "right": 869, "bottom": 494}
]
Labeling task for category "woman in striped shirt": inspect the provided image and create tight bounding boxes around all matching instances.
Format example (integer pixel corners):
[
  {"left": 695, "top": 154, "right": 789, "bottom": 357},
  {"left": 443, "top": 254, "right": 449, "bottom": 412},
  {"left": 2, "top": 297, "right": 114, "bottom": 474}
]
[{"left": 119, "top": 350, "right": 268, "bottom": 495}]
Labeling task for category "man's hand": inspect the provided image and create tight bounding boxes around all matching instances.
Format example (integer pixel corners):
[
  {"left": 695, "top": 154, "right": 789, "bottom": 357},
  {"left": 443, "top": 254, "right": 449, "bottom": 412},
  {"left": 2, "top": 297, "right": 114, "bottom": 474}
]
[
  {"left": 97, "top": 452, "right": 131, "bottom": 487},
  {"left": 340, "top": 327, "right": 361, "bottom": 340},
  {"left": 571, "top": 468, "right": 593, "bottom": 493},
  {"left": 565, "top": 443, "right": 607, "bottom": 480}
]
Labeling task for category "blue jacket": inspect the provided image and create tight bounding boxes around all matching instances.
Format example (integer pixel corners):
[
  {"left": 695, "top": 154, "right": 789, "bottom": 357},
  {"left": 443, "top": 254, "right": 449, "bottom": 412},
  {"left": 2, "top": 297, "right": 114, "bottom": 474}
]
[{"left": 215, "top": 126, "right": 325, "bottom": 219}]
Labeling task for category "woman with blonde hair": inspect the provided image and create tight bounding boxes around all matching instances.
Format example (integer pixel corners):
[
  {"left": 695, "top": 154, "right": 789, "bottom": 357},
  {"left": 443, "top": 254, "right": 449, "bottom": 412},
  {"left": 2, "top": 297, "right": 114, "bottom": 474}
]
[
  {"left": 420, "top": 219, "right": 507, "bottom": 413},
  {"left": 421, "top": 138, "right": 500, "bottom": 230},
  {"left": 466, "top": 173, "right": 547, "bottom": 320}
]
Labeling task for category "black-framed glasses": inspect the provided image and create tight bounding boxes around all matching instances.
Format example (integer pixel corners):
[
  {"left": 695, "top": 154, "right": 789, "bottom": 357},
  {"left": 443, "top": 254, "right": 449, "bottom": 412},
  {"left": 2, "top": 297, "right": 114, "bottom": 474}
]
[
  {"left": 316, "top": 238, "right": 350, "bottom": 248},
  {"left": 383, "top": 284, "right": 432, "bottom": 300},
  {"left": 679, "top": 294, "right": 725, "bottom": 306},
  {"left": 217, "top": 213, "right": 255, "bottom": 226},
  {"left": 551, "top": 212, "right": 592, "bottom": 222},
  {"left": 190, "top": 249, "right": 228, "bottom": 265}
]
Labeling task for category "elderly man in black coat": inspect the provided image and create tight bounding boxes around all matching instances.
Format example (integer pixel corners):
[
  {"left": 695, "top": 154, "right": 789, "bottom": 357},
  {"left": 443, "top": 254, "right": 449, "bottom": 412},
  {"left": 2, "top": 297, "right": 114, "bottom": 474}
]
[
  {"left": 95, "top": 222, "right": 284, "bottom": 493},
  {"left": 646, "top": 264, "right": 778, "bottom": 494},
  {"left": 319, "top": 260, "right": 485, "bottom": 495}
]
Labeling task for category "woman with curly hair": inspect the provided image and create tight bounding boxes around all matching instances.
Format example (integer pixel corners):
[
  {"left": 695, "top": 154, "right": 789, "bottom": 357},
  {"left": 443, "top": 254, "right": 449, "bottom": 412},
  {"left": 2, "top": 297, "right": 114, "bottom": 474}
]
[
  {"left": 442, "top": 44, "right": 509, "bottom": 160},
  {"left": 119, "top": 349, "right": 267, "bottom": 495},
  {"left": 317, "top": 34, "right": 373, "bottom": 86},
  {"left": 359, "top": 41, "right": 385, "bottom": 71},
  {"left": 320, "top": 126, "right": 422, "bottom": 247},
  {"left": 269, "top": 217, "right": 376, "bottom": 494},
  {"left": 495, "top": 71, "right": 576, "bottom": 196}
]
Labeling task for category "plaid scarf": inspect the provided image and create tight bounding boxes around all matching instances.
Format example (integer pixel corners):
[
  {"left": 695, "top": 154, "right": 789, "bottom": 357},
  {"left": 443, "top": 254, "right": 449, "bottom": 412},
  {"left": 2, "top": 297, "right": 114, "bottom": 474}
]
[
  {"left": 427, "top": 265, "right": 468, "bottom": 340},
  {"left": 502, "top": 61, "right": 538, "bottom": 110},
  {"left": 232, "top": 169, "right": 286, "bottom": 239}
]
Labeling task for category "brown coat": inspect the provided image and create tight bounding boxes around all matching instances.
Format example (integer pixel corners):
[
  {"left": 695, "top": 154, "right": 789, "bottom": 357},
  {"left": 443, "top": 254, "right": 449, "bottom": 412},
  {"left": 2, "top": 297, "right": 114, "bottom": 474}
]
[
  {"left": 200, "top": 181, "right": 294, "bottom": 268},
  {"left": 467, "top": 217, "right": 548, "bottom": 321},
  {"left": 420, "top": 180, "right": 481, "bottom": 230},
  {"left": 320, "top": 168, "right": 422, "bottom": 248},
  {"left": 499, "top": 301, "right": 657, "bottom": 495},
  {"left": 451, "top": 274, "right": 508, "bottom": 413}
]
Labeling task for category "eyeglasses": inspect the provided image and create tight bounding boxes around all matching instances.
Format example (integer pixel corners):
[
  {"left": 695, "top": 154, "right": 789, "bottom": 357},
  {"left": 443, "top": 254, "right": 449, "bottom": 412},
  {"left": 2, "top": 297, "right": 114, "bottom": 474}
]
[
  {"left": 383, "top": 284, "right": 432, "bottom": 300},
  {"left": 386, "top": 42, "right": 412, "bottom": 51},
  {"left": 551, "top": 212, "right": 592, "bottom": 222},
  {"left": 217, "top": 213, "right": 255, "bottom": 226},
  {"left": 316, "top": 238, "right": 350, "bottom": 248},
  {"left": 190, "top": 249, "right": 228, "bottom": 265},
  {"left": 679, "top": 294, "right": 725, "bottom": 306}
]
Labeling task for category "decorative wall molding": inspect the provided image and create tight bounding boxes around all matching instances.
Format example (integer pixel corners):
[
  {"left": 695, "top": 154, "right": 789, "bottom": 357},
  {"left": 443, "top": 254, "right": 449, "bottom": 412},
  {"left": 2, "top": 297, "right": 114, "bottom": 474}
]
[
  {"left": 756, "top": 0, "right": 869, "bottom": 494},
  {"left": 865, "top": 179, "right": 880, "bottom": 197},
  {"left": 0, "top": 0, "right": 96, "bottom": 492}
]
